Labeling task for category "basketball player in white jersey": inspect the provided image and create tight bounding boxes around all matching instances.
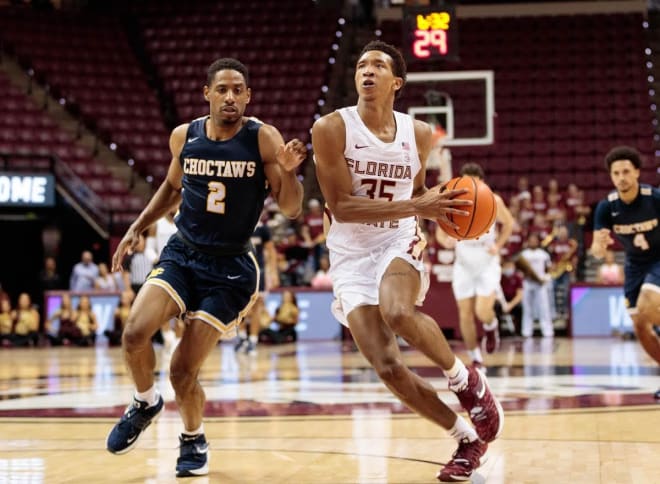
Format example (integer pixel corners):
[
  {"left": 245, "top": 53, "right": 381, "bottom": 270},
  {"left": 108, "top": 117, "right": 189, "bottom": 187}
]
[
  {"left": 436, "top": 163, "right": 514, "bottom": 369},
  {"left": 312, "top": 41, "right": 503, "bottom": 482},
  {"left": 146, "top": 210, "right": 182, "bottom": 370}
]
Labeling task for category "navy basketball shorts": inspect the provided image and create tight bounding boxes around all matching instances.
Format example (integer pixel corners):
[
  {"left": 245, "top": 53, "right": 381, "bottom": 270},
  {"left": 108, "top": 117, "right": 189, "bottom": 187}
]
[
  {"left": 623, "top": 259, "right": 660, "bottom": 314},
  {"left": 144, "top": 235, "right": 259, "bottom": 338},
  {"left": 257, "top": 265, "right": 266, "bottom": 293}
]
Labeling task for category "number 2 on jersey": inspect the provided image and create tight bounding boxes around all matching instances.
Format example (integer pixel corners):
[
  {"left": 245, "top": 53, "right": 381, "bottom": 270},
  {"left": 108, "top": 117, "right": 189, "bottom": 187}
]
[{"left": 206, "top": 181, "right": 226, "bottom": 214}]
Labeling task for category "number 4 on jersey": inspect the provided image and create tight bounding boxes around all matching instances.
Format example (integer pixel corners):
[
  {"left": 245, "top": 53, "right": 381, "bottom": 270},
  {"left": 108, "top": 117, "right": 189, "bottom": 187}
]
[{"left": 633, "top": 233, "right": 650, "bottom": 251}]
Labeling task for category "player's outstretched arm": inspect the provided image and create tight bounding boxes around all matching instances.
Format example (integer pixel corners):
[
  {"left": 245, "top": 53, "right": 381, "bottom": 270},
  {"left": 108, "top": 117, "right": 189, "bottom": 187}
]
[
  {"left": 111, "top": 125, "right": 186, "bottom": 272},
  {"left": 259, "top": 124, "right": 305, "bottom": 219},
  {"left": 589, "top": 200, "right": 614, "bottom": 260},
  {"left": 312, "top": 113, "right": 471, "bottom": 224}
]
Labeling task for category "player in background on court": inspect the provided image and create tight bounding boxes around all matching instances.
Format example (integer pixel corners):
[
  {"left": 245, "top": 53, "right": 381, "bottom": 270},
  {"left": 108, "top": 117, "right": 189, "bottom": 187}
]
[
  {"left": 106, "top": 58, "right": 305, "bottom": 477},
  {"left": 146, "top": 209, "right": 182, "bottom": 371},
  {"left": 312, "top": 40, "right": 503, "bottom": 482},
  {"left": 590, "top": 146, "right": 660, "bottom": 400},
  {"left": 235, "top": 209, "right": 278, "bottom": 355},
  {"left": 520, "top": 233, "right": 553, "bottom": 338},
  {"left": 436, "top": 163, "right": 514, "bottom": 368}
]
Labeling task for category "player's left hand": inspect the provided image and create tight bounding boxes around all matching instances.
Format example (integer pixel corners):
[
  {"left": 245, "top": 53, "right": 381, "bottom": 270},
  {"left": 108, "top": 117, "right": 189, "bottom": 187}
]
[
  {"left": 276, "top": 139, "right": 307, "bottom": 172},
  {"left": 487, "top": 244, "right": 499, "bottom": 255}
]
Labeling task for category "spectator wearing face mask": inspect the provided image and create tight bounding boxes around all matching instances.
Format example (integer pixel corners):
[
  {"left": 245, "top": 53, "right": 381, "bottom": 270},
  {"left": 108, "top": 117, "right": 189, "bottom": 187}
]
[
  {"left": 497, "top": 258, "right": 524, "bottom": 335},
  {"left": 520, "top": 233, "right": 553, "bottom": 338}
]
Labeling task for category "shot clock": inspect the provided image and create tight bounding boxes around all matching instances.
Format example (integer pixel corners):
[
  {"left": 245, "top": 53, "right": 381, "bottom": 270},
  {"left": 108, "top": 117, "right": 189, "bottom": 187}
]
[{"left": 402, "top": 2, "right": 458, "bottom": 62}]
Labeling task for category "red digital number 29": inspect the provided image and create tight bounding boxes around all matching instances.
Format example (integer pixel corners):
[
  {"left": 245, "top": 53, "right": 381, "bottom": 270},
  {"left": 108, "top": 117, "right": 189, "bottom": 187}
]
[{"left": 413, "top": 30, "right": 448, "bottom": 58}]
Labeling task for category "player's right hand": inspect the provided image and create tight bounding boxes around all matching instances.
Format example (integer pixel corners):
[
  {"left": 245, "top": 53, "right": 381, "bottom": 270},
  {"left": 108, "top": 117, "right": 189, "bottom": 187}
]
[
  {"left": 593, "top": 228, "right": 614, "bottom": 247},
  {"left": 111, "top": 228, "right": 141, "bottom": 272}
]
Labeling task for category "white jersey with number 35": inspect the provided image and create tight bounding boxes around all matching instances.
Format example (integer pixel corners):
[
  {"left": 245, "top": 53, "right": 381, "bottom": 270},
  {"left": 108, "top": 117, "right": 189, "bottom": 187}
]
[{"left": 326, "top": 106, "right": 422, "bottom": 254}]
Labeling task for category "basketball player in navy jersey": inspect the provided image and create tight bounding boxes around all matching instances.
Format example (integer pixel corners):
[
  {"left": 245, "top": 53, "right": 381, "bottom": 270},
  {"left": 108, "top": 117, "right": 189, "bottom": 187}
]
[
  {"left": 312, "top": 41, "right": 503, "bottom": 482},
  {"left": 106, "top": 58, "right": 305, "bottom": 477},
  {"left": 590, "top": 146, "right": 660, "bottom": 400}
]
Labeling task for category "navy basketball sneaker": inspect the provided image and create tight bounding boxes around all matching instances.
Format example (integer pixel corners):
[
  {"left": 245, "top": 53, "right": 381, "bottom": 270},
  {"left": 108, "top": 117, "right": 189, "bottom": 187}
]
[
  {"left": 176, "top": 433, "right": 209, "bottom": 477},
  {"left": 106, "top": 395, "right": 164, "bottom": 454}
]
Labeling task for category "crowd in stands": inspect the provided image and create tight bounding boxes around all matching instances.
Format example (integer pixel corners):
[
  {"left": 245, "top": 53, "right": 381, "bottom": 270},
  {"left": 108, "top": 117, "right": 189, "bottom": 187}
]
[
  {"left": 0, "top": 173, "right": 629, "bottom": 348},
  {"left": 0, "top": 197, "right": 325, "bottom": 349}
]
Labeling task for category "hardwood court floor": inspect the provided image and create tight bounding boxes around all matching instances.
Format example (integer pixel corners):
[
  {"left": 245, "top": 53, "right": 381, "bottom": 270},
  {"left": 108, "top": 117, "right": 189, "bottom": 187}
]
[{"left": 0, "top": 337, "right": 659, "bottom": 483}]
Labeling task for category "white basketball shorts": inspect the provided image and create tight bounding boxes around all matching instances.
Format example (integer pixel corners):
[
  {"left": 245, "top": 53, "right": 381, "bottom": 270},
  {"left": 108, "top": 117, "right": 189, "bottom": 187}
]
[
  {"left": 328, "top": 236, "right": 429, "bottom": 327},
  {"left": 451, "top": 255, "right": 501, "bottom": 300}
]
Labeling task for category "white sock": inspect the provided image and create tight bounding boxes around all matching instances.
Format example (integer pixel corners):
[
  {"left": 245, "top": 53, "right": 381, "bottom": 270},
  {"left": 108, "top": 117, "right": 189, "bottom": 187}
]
[
  {"left": 448, "top": 415, "right": 478, "bottom": 443},
  {"left": 183, "top": 424, "right": 204, "bottom": 436},
  {"left": 135, "top": 386, "right": 159, "bottom": 407},
  {"left": 443, "top": 357, "right": 468, "bottom": 389},
  {"left": 248, "top": 335, "right": 258, "bottom": 344},
  {"left": 483, "top": 319, "right": 498, "bottom": 331},
  {"left": 467, "top": 348, "right": 483, "bottom": 363}
]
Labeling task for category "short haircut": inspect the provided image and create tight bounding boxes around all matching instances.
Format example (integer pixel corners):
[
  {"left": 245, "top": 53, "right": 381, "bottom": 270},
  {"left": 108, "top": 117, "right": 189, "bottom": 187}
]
[
  {"left": 358, "top": 40, "right": 407, "bottom": 98},
  {"left": 459, "top": 162, "right": 485, "bottom": 179},
  {"left": 206, "top": 58, "right": 249, "bottom": 87},
  {"left": 604, "top": 145, "right": 643, "bottom": 171}
]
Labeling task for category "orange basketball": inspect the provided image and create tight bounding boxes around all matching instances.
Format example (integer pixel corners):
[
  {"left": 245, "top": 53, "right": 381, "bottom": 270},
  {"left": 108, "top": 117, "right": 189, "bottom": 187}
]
[{"left": 437, "top": 176, "right": 497, "bottom": 240}]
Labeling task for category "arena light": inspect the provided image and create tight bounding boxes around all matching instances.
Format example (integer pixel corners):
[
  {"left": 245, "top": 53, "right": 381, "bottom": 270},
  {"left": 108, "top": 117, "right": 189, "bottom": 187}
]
[
  {"left": 338, "top": 18, "right": 345, "bottom": 25},
  {"left": 109, "top": 143, "right": 117, "bottom": 151},
  {"left": 321, "top": 85, "right": 328, "bottom": 93},
  {"left": 127, "top": 158, "right": 135, "bottom": 166},
  {"left": 328, "top": 57, "right": 335, "bottom": 64},
  {"left": 332, "top": 43, "right": 339, "bottom": 51},
  {"left": 335, "top": 31, "right": 342, "bottom": 38},
  {"left": 375, "top": 29, "right": 382, "bottom": 36},
  {"left": 146, "top": 175, "right": 153, "bottom": 183},
  {"left": 645, "top": 48, "right": 652, "bottom": 55},
  {"left": 647, "top": 61, "right": 654, "bottom": 69}
]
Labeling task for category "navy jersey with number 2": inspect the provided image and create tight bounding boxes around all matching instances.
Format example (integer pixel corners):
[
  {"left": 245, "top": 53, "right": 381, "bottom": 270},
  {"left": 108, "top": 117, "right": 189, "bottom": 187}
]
[
  {"left": 176, "top": 116, "right": 268, "bottom": 251},
  {"left": 145, "top": 116, "right": 270, "bottom": 336}
]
